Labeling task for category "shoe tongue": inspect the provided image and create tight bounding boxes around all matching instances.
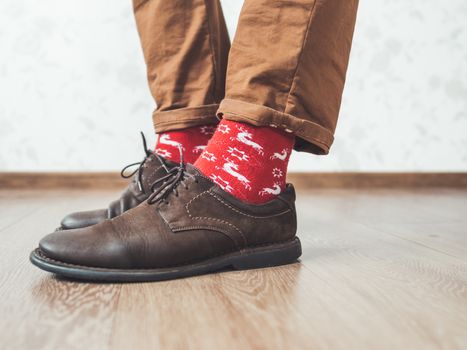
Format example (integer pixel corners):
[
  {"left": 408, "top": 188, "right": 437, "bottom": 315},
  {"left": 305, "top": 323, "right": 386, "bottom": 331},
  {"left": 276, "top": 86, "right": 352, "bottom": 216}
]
[
  {"left": 148, "top": 152, "right": 177, "bottom": 169},
  {"left": 137, "top": 153, "right": 177, "bottom": 193},
  {"left": 184, "top": 162, "right": 203, "bottom": 176}
]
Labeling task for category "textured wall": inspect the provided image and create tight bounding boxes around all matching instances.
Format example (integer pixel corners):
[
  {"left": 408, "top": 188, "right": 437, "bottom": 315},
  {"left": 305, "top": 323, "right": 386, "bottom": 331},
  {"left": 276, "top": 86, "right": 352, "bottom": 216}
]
[{"left": 0, "top": 0, "right": 466, "bottom": 172}]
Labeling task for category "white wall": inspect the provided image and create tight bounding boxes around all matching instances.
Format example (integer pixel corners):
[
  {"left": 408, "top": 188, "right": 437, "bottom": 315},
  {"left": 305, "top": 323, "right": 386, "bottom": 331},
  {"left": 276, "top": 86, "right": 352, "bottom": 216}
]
[{"left": 0, "top": 0, "right": 466, "bottom": 172}]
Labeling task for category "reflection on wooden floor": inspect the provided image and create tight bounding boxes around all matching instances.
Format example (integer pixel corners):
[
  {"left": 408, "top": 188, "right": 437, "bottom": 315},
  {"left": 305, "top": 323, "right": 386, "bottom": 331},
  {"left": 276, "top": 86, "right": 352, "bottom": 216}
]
[{"left": 0, "top": 188, "right": 466, "bottom": 350}]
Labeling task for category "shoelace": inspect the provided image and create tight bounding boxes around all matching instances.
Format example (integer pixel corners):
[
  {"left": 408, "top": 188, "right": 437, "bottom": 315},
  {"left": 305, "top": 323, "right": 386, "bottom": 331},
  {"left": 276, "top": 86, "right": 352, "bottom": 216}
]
[
  {"left": 120, "top": 132, "right": 171, "bottom": 193},
  {"left": 147, "top": 146, "right": 197, "bottom": 205}
]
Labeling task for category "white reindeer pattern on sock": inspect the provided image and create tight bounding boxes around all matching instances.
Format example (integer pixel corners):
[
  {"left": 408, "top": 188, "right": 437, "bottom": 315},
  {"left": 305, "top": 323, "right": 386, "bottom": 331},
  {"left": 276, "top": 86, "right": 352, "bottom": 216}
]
[
  {"left": 270, "top": 148, "right": 288, "bottom": 161},
  {"left": 259, "top": 183, "right": 281, "bottom": 196},
  {"left": 155, "top": 148, "right": 172, "bottom": 158},
  {"left": 158, "top": 134, "right": 185, "bottom": 151},
  {"left": 216, "top": 158, "right": 251, "bottom": 190},
  {"left": 210, "top": 174, "right": 233, "bottom": 193},
  {"left": 227, "top": 147, "right": 249, "bottom": 162},
  {"left": 272, "top": 168, "right": 283, "bottom": 178},
  {"left": 192, "top": 145, "right": 207, "bottom": 154},
  {"left": 201, "top": 151, "right": 216, "bottom": 162},
  {"left": 232, "top": 127, "right": 264, "bottom": 155},
  {"left": 217, "top": 124, "right": 230, "bottom": 134}
]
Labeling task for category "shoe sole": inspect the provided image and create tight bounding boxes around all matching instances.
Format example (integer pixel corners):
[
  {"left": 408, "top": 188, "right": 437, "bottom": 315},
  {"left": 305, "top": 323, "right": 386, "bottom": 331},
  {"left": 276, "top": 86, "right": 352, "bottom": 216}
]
[{"left": 29, "top": 238, "right": 302, "bottom": 283}]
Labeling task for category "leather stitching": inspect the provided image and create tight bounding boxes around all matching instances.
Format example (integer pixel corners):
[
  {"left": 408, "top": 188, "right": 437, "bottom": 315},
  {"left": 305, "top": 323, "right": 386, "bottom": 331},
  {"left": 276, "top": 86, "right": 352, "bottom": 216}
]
[
  {"left": 143, "top": 163, "right": 164, "bottom": 188},
  {"left": 208, "top": 190, "right": 291, "bottom": 218},
  {"left": 184, "top": 190, "right": 247, "bottom": 247},
  {"left": 172, "top": 225, "right": 242, "bottom": 245},
  {"left": 34, "top": 237, "right": 297, "bottom": 270}
]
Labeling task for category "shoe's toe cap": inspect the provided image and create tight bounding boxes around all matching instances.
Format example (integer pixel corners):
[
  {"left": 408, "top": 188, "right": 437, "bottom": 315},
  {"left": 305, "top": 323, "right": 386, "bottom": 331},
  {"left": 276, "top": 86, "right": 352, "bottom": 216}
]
[
  {"left": 60, "top": 209, "right": 108, "bottom": 230},
  {"left": 39, "top": 222, "right": 131, "bottom": 268}
]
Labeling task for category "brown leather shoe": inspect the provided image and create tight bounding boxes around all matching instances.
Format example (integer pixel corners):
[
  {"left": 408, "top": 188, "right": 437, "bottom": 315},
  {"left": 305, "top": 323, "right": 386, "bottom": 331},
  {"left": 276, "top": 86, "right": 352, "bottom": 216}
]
[
  {"left": 30, "top": 163, "right": 301, "bottom": 282},
  {"left": 59, "top": 133, "right": 176, "bottom": 230}
]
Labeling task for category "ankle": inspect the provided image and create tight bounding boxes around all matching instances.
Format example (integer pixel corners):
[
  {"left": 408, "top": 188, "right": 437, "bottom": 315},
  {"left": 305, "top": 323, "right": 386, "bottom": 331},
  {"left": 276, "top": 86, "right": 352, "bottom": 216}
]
[
  {"left": 195, "top": 119, "right": 294, "bottom": 204},
  {"left": 155, "top": 125, "right": 216, "bottom": 164}
]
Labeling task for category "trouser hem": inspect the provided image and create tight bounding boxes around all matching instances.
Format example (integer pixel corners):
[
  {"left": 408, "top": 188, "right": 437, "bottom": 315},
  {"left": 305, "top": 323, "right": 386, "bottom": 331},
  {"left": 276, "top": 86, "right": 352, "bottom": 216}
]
[
  {"left": 217, "top": 99, "right": 334, "bottom": 155},
  {"left": 153, "top": 104, "right": 220, "bottom": 133}
]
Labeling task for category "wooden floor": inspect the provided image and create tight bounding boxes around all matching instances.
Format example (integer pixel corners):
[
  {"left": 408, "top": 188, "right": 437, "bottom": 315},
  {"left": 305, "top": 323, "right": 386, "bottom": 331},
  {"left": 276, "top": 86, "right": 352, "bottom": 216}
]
[{"left": 0, "top": 188, "right": 466, "bottom": 350}]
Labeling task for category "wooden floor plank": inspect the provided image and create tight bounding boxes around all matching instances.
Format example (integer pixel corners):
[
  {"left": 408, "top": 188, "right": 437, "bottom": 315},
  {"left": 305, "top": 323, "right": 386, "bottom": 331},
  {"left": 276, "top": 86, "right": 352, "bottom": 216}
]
[
  {"left": 297, "top": 189, "right": 467, "bottom": 259},
  {"left": 0, "top": 189, "right": 466, "bottom": 350},
  {"left": 111, "top": 264, "right": 316, "bottom": 350},
  {"left": 295, "top": 193, "right": 467, "bottom": 350},
  {"left": 0, "top": 191, "right": 121, "bottom": 350},
  {"left": 298, "top": 223, "right": 467, "bottom": 350}
]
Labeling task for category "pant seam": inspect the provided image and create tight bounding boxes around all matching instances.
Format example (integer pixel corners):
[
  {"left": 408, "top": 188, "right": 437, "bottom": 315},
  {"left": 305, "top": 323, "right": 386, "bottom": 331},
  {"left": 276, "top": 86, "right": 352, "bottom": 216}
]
[
  {"left": 153, "top": 104, "right": 220, "bottom": 131},
  {"left": 283, "top": 0, "right": 318, "bottom": 114},
  {"left": 219, "top": 99, "right": 333, "bottom": 147},
  {"left": 203, "top": 0, "right": 220, "bottom": 104},
  {"left": 225, "top": 111, "right": 330, "bottom": 146},
  {"left": 156, "top": 115, "right": 218, "bottom": 124},
  {"left": 133, "top": 0, "right": 149, "bottom": 12}
]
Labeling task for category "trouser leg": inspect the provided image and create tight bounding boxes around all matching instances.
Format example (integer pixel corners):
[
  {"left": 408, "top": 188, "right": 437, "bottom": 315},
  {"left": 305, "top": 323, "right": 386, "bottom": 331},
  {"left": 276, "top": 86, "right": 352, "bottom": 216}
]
[
  {"left": 218, "top": 0, "right": 359, "bottom": 154},
  {"left": 133, "top": 0, "right": 230, "bottom": 132}
]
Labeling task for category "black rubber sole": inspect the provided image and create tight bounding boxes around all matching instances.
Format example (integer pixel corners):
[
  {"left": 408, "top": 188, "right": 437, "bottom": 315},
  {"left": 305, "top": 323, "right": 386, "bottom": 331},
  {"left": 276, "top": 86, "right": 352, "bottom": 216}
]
[{"left": 29, "top": 238, "right": 302, "bottom": 283}]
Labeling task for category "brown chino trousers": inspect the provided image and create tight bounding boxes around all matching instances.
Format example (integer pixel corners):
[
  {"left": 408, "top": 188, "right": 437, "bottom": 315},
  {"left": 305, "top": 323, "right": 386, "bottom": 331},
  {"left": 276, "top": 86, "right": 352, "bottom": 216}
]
[{"left": 133, "top": 0, "right": 358, "bottom": 155}]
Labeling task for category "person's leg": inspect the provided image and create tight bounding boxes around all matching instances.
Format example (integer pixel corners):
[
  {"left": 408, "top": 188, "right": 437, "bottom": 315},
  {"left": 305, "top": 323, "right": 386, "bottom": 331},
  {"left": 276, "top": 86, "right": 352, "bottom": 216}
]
[
  {"left": 58, "top": 1, "right": 230, "bottom": 230},
  {"left": 154, "top": 125, "right": 216, "bottom": 164},
  {"left": 196, "top": 0, "right": 359, "bottom": 203},
  {"left": 218, "top": 0, "right": 358, "bottom": 155},
  {"left": 194, "top": 119, "right": 295, "bottom": 203},
  {"left": 133, "top": 0, "right": 230, "bottom": 163},
  {"left": 33, "top": 0, "right": 359, "bottom": 281}
]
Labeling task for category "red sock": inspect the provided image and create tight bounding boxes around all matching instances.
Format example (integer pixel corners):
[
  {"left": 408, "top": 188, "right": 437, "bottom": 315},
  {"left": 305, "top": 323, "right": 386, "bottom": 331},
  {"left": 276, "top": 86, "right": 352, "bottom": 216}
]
[
  {"left": 194, "top": 120, "right": 294, "bottom": 204},
  {"left": 155, "top": 125, "right": 216, "bottom": 164}
]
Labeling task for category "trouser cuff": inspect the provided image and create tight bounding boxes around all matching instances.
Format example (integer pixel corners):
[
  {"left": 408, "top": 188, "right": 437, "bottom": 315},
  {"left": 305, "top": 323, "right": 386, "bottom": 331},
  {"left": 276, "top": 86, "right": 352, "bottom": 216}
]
[
  {"left": 217, "top": 99, "right": 334, "bottom": 155},
  {"left": 153, "top": 104, "right": 220, "bottom": 133}
]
